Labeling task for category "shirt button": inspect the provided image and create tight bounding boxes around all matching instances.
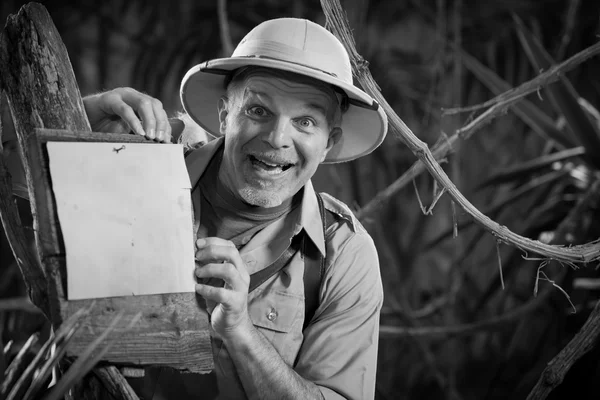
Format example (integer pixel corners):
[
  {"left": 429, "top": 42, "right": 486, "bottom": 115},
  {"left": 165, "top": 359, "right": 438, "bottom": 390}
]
[{"left": 266, "top": 308, "right": 278, "bottom": 321}]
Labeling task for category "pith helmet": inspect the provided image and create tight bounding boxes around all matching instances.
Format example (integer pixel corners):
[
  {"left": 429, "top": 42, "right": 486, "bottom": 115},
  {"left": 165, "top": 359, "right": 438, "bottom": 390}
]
[{"left": 180, "top": 17, "right": 388, "bottom": 163}]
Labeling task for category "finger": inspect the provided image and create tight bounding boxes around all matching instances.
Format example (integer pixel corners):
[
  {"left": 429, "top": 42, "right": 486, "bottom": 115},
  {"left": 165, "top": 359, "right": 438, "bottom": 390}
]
[
  {"left": 134, "top": 98, "right": 157, "bottom": 140},
  {"left": 108, "top": 98, "right": 145, "bottom": 137},
  {"left": 196, "top": 237, "right": 236, "bottom": 249},
  {"left": 195, "top": 244, "right": 245, "bottom": 267},
  {"left": 195, "top": 283, "right": 234, "bottom": 304},
  {"left": 195, "top": 263, "right": 247, "bottom": 292},
  {"left": 152, "top": 101, "right": 171, "bottom": 143}
]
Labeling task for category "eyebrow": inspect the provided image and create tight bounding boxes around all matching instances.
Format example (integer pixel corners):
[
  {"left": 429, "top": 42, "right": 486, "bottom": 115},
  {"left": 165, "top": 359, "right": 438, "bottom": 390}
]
[{"left": 244, "top": 88, "right": 332, "bottom": 119}]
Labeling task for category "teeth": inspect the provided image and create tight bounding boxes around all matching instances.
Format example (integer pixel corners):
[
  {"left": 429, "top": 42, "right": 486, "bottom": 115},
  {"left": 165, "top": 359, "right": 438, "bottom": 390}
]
[
  {"left": 262, "top": 160, "right": 281, "bottom": 167},
  {"left": 251, "top": 156, "right": 286, "bottom": 175}
]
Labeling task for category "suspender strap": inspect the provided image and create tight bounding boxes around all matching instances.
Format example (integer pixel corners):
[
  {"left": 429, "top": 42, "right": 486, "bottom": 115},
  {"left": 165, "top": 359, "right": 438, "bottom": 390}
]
[
  {"left": 247, "top": 192, "right": 332, "bottom": 332},
  {"left": 248, "top": 233, "right": 303, "bottom": 293},
  {"left": 302, "top": 192, "right": 328, "bottom": 330}
]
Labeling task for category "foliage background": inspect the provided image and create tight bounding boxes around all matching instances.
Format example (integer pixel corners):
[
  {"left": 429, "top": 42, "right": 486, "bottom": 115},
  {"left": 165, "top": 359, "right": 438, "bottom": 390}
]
[{"left": 1, "top": 0, "right": 600, "bottom": 399}]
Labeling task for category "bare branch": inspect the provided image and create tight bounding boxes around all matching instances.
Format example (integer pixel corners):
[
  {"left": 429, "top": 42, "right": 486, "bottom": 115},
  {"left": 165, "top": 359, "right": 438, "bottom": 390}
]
[
  {"left": 320, "top": 0, "right": 600, "bottom": 265},
  {"left": 537, "top": 271, "right": 575, "bottom": 313},
  {"left": 555, "top": 0, "right": 581, "bottom": 60},
  {"left": 442, "top": 39, "right": 600, "bottom": 116},
  {"left": 217, "top": 0, "right": 234, "bottom": 56},
  {"left": 413, "top": 177, "right": 431, "bottom": 215},
  {"left": 451, "top": 201, "right": 458, "bottom": 238},
  {"left": 496, "top": 240, "right": 505, "bottom": 290},
  {"left": 527, "top": 299, "right": 600, "bottom": 399},
  {"left": 379, "top": 284, "right": 553, "bottom": 339}
]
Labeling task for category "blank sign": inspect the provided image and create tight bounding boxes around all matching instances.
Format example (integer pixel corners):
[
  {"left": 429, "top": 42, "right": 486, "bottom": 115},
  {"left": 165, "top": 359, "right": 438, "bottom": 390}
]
[{"left": 47, "top": 142, "right": 195, "bottom": 300}]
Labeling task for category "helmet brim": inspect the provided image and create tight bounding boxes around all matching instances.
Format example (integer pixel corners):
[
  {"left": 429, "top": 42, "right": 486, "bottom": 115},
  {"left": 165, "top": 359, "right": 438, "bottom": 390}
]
[{"left": 180, "top": 57, "right": 388, "bottom": 163}]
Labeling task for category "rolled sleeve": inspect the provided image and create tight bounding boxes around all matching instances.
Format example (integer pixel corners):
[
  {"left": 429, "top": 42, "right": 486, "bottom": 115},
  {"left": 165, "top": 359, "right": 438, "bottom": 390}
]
[{"left": 294, "top": 229, "right": 383, "bottom": 400}]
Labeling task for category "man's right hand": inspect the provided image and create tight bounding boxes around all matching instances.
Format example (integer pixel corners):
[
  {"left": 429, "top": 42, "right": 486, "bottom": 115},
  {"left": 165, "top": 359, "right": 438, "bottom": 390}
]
[{"left": 83, "top": 87, "right": 172, "bottom": 142}]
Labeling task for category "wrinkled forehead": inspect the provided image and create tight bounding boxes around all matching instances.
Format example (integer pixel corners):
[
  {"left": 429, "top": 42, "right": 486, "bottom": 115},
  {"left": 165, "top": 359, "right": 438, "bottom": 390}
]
[{"left": 227, "top": 66, "right": 343, "bottom": 110}]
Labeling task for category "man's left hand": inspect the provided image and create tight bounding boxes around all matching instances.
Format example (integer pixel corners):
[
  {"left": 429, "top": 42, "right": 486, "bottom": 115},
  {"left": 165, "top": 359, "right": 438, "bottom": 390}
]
[{"left": 194, "top": 237, "right": 253, "bottom": 338}]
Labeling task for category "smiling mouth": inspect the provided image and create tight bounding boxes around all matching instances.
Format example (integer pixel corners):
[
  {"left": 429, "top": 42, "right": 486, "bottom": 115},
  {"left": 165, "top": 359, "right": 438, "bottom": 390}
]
[{"left": 249, "top": 155, "right": 294, "bottom": 175}]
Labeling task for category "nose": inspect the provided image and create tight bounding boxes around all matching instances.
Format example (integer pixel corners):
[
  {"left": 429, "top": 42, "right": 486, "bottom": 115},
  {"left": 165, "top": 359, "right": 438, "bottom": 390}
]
[{"left": 264, "top": 117, "right": 292, "bottom": 149}]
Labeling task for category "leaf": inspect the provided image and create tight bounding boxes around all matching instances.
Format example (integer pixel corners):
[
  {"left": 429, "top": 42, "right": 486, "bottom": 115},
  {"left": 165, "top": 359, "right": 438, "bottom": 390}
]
[{"left": 513, "top": 14, "right": 600, "bottom": 169}]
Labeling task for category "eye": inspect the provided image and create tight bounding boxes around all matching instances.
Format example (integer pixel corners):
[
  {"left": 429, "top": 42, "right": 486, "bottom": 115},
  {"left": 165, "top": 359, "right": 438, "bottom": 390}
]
[
  {"left": 297, "top": 118, "right": 315, "bottom": 128},
  {"left": 247, "top": 106, "right": 269, "bottom": 117}
]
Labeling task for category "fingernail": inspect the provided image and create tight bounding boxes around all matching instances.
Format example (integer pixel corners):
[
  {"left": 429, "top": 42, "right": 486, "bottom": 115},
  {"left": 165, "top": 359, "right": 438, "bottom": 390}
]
[
  {"left": 157, "top": 129, "right": 164, "bottom": 140},
  {"left": 135, "top": 122, "right": 145, "bottom": 136},
  {"left": 148, "top": 128, "right": 155, "bottom": 139},
  {"left": 196, "top": 239, "right": 206, "bottom": 247}
]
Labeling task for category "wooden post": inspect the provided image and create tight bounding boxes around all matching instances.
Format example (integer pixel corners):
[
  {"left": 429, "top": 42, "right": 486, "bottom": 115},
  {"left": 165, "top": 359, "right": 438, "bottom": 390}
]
[{"left": 0, "top": 0, "right": 212, "bottom": 385}]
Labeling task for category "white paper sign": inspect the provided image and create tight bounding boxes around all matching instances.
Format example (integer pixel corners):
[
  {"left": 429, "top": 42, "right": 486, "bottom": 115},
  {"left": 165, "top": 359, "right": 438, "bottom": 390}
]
[{"left": 47, "top": 142, "right": 195, "bottom": 300}]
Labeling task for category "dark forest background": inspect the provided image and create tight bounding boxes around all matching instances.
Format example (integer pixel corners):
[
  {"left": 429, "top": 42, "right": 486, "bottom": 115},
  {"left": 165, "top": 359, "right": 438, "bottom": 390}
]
[{"left": 2, "top": 0, "right": 600, "bottom": 399}]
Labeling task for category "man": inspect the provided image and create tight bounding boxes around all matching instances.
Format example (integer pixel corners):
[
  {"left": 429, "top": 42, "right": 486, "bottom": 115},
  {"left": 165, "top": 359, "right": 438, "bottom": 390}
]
[{"left": 83, "top": 17, "right": 388, "bottom": 400}]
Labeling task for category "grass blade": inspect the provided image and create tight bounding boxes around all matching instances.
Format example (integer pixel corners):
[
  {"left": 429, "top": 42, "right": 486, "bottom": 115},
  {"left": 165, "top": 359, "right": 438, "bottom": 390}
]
[
  {"left": 43, "top": 311, "right": 141, "bottom": 400},
  {"left": 21, "top": 321, "right": 85, "bottom": 400},
  {"left": 1, "top": 334, "right": 39, "bottom": 398},
  {"left": 5, "top": 306, "right": 92, "bottom": 400}
]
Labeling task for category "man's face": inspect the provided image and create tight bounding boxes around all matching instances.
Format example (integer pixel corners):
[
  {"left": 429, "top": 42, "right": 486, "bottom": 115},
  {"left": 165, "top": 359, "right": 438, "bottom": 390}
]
[{"left": 217, "top": 70, "right": 341, "bottom": 208}]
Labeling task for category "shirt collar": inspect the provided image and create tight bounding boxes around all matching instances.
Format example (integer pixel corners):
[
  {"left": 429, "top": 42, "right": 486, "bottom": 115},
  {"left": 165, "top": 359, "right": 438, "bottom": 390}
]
[
  {"left": 185, "top": 136, "right": 225, "bottom": 189},
  {"left": 298, "top": 180, "right": 326, "bottom": 257},
  {"left": 185, "top": 137, "right": 326, "bottom": 257}
]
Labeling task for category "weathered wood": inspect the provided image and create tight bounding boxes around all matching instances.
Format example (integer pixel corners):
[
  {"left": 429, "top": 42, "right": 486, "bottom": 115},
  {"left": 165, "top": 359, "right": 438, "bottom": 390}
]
[
  {"left": 93, "top": 367, "right": 140, "bottom": 400},
  {"left": 37, "top": 128, "right": 162, "bottom": 144},
  {"left": 0, "top": 2, "right": 213, "bottom": 377},
  {"left": 0, "top": 92, "right": 50, "bottom": 317},
  {"left": 0, "top": 1, "right": 90, "bottom": 322},
  {"left": 61, "top": 277, "right": 213, "bottom": 373}
]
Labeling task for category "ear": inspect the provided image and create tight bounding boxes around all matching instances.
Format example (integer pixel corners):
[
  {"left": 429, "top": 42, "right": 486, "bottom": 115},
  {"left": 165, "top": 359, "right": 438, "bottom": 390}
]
[
  {"left": 217, "top": 96, "right": 230, "bottom": 135},
  {"left": 321, "top": 127, "right": 342, "bottom": 162}
]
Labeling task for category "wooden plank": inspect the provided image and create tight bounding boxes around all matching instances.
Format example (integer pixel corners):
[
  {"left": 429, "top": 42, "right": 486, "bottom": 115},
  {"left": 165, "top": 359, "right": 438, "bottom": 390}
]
[
  {"left": 37, "top": 128, "right": 159, "bottom": 144},
  {"left": 25, "top": 122, "right": 64, "bottom": 258},
  {"left": 63, "top": 289, "right": 213, "bottom": 373}
]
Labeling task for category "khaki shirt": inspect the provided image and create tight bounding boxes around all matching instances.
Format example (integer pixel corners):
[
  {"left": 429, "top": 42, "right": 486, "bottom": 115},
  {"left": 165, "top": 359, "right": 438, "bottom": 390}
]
[{"left": 181, "top": 138, "right": 383, "bottom": 400}]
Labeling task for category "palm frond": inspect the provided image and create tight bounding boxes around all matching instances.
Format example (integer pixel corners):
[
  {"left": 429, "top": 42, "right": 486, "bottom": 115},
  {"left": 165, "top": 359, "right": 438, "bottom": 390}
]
[
  {"left": 44, "top": 310, "right": 141, "bottom": 400},
  {"left": 4, "top": 305, "right": 92, "bottom": 400},
  {"left": 1, "top": 333, "right": 39, "bottom": 398}
]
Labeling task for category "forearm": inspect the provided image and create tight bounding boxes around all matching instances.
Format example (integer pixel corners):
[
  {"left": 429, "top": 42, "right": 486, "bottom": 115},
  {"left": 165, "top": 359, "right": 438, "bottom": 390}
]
[{"left": 223, "top": 318, "right": 324, "bottom": 400}]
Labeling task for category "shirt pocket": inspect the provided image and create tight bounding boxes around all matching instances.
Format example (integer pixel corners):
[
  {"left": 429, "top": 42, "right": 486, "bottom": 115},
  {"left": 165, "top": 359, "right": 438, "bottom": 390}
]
[{"left": 249, "top": 289, "right": 305, "bottom": 364}]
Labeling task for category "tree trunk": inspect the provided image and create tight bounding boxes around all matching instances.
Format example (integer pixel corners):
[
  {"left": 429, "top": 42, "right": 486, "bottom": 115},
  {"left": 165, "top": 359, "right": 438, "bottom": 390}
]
[{"left": 0, "top": 1, "right": 90, "bottom": 323}]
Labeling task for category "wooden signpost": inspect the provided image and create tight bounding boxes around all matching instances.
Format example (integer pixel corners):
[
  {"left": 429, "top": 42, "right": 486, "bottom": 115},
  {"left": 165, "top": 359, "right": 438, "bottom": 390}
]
[{"left": 0, "top": 1, "right": 213, "bottom": 395}]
